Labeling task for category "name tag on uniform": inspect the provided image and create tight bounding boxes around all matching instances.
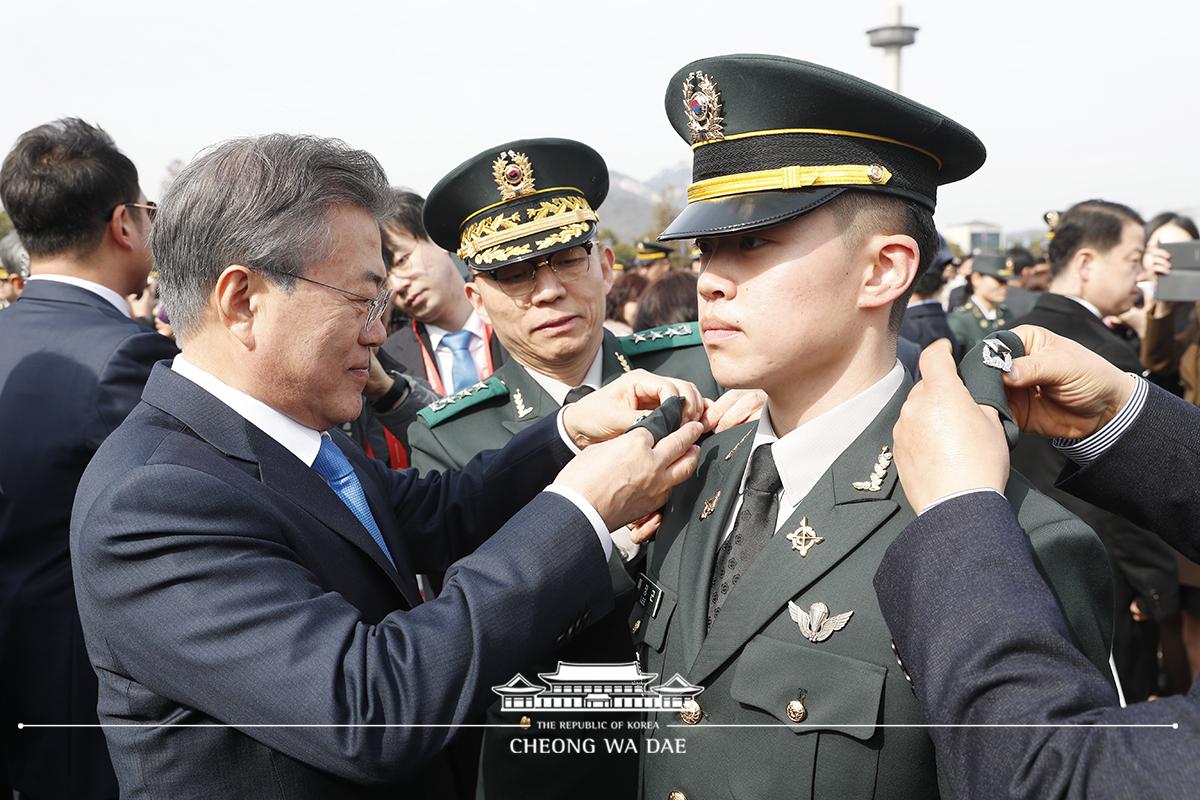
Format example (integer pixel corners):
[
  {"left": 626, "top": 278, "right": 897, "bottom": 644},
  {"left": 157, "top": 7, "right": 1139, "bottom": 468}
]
[{"left": 636, "top": 575, "right": 664, "bottom": 618}]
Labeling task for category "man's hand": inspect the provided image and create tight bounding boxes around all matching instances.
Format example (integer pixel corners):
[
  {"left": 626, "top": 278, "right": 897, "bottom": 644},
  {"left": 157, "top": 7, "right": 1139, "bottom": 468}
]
[
  {"left": 893, "top": 340, "right": 1009, "bottom": 515},
  {"left": 554, "top": 421, "right": 703, "bottom": 530},
  {"left": 561, "top": 369, "right": 703, "bottom": 448},
  {"left": 702, "top": 389, "right": 766, "bottom": 433},
  {"left": 1002, "top": 325, "right": 1137, "bottom": 440}
]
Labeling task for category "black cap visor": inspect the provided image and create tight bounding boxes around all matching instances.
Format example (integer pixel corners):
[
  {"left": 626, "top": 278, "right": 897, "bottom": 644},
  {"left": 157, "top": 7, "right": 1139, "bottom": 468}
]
[{"left": 658, "top": 187, "right": 844, "bottom": 241}]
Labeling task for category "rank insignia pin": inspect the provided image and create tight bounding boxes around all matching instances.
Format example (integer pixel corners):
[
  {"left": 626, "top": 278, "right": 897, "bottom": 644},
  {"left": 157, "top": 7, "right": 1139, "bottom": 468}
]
[
  {"left": 512, "top": 389, "right": 533, "bottom": 419},
  {"left": 852, "top": 446, "right": 893, "bottom": 492},
  {"left": 699, "top": 491, "right": 721, "bottom": 521},
  {"left": 723, "top": 428, "right": 754, "bottom": 461},
  {"left": 615, "top": 352, "right": 632, "bottom": 373},
  {"left": 785, "top": 518, "right": 825, "bottom": 557},
  {"left": 788, "top": 601, "right": 854, "bottom": 643},
  {"left": 981, "top": 338, "right": 1014, "bottom": 373}
]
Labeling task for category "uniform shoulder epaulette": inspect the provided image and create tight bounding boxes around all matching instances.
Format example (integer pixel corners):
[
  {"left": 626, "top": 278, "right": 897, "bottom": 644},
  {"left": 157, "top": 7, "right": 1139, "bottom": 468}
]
[
  {"left": 619, "top": 322, "right": 702, "bottom": 356},
  {"left": 416, "top": 375, "right": 508, "bottom": 428}
]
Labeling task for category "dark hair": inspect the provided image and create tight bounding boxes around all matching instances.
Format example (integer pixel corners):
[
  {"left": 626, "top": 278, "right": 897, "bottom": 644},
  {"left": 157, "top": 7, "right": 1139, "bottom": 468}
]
[
  {"left": 0, "top": 118, "right": 140, "bottom": 257},
  {"left": 1144, "top": 212, "right": 1199, "bottom": 243},
  {"left": 825, "top": 190, "right": 939, "bottom": 333},
  {"left": 910, "top": 264, "right": 946, "bottom": 297},
  {"left": 1048, "top": 200, "right": 1144, "bottom": 275},
  {"left": 634, "top": 270, "right": 698, "bottom": 330},
  {"left": 382, "top": 189, "right": 429, "bottom": 241},
  {"left": 153, "top": 134, "right": 393, "bottom": 339},
  {"left": 607, "top": 271, "right": 649, "bottom": 323},
  {"left": 1005, "top": 246, "right": 1036, "bottom": 272}
]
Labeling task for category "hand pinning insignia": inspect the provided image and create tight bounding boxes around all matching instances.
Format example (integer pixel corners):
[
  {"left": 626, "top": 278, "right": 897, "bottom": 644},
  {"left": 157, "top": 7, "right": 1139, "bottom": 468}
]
[
  {"left": 852, "top": 446, "right": 892, "bottom": 492},
  {"left": 788, "top": 601, "right": 854, "bottom": 643},
  {"left": 513, "top": 389, "right": 533, "bottom": 418},
  {"left": 981, "top": 338, "right": 1013, "bottom": 373},
  {"left": 785, "top": 518, "right": 824, "bottom": 557}
]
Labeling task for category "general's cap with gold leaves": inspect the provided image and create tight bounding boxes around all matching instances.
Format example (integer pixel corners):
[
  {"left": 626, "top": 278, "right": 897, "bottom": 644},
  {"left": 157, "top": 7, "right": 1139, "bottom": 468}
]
[
  {"left": 423, "top": 138, "right": 608, "bottom": 272},
  {"left": 658, "top": 54, "right": 987, "bottom": 241}
]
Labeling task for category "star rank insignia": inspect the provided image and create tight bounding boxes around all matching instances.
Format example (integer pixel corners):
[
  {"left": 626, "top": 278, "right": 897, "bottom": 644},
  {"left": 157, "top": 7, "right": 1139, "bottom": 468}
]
[
  {"left": 631, "top": 333, "right": 648, "bottom": 344},
  {"left": 785, "top": 518, "right": 824, "bottom": 557},
  {"left": 852, "top": 446, "right": 893, "bottom": 492},
  {"left": 512, "top": 389, "right": 533, "bottom": 418},
  {"left": 699, "top": 491, "right": 721, "bottom": 521}
]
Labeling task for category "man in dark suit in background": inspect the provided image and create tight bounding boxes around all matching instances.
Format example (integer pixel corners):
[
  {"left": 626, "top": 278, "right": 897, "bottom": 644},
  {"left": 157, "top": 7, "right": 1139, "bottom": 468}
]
[
  {"left": 0, "top": 118, "right": 178, "bottom": 799},
  {"left": 878, "top": 328, "right": 1200, "bottom": 799},
  {"left": 900, "top": 235, "right": 957, "bottom": 352},
  {"left": 70, "top": 132, "right": 705, "bottom": 799},
  {"left": 1011, "top": 199, "right": 1178, "bottom": 700}
]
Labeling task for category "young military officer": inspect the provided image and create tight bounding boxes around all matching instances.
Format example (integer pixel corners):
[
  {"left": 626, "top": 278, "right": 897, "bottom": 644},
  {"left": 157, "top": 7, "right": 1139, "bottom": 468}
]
[
  {"left": 633, "top": 240, "right": 675, "bottom": 281},
  {"left": 410, "top": 138, "right": 747, "bottom": 800},
  {"left": 631, "top": 54, "right": 1114, "bottom": 800},
  {"left": 947, "top": 252, "right": 1014, "bottom": 355}
]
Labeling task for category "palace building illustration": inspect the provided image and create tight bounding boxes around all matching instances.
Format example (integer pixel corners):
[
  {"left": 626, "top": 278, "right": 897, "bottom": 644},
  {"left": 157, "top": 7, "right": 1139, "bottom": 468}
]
[{"left": 492, "top": 662, "right": 703, "bottom": 712}]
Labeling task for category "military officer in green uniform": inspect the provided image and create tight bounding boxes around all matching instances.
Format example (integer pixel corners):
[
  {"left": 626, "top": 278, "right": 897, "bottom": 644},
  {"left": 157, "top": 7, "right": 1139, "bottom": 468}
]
[
  {"left": 947, "top": 252, "right": 1014, "bottom": 356},
  {"left": 630, "top": 54, "right": 1113, "bottom": 800},
  {"left": 410, "top": 138, "right": 753, "bottom": 800},
  {"left": 634, "top": 240, "right": 675, "bottom": 281}
]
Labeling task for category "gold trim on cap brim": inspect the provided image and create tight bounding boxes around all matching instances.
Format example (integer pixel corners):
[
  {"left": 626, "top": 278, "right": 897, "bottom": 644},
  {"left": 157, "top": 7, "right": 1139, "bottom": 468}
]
[{"left": 687, "top": 163, "right": 893, "bottom": 204}]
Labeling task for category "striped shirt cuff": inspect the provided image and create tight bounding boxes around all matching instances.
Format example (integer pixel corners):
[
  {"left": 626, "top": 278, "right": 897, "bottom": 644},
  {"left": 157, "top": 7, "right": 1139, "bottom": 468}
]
[{"left": 1052, "top": 374, "right": 1147, "bottom": 466}]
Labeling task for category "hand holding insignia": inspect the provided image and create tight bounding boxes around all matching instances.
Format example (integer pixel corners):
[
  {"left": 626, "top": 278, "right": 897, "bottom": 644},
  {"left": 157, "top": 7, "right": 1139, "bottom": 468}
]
[
  {"left": 702, "top": 389, "right": 766, "bottom": 433},
  {"left": 560, "top": 369, "right": 704, "bottom": 448}
]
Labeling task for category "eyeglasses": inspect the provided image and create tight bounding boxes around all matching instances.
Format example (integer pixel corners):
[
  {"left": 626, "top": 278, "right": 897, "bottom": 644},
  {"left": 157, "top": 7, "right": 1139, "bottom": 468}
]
[
  {"left": 254, "top": 268, "right": 394, "bottom": 332},
  {"left": 123, "top": 201, "right": 158, "bottom": 222},
  {"left": 478, "top": 241, "right": 594, "bottom": 298}
]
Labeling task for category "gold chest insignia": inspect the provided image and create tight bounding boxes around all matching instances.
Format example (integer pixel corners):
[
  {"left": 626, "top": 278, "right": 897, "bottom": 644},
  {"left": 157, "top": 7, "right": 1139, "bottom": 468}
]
[
  {"left": 723, "top": 428, "right": 754, "bottom": 461},
  {"left": 852, "top": 446, "right": 893, "bottom": 492},
  {"left": 615, "top": 352, "right": 632, "bottom": 373},
  {"left": 492, "top": 150, "right": 536, "bottom": 201},
  {"left": 699, "top": 491, "right": 721, "bottom": 521},
  {"left": 785, "top": 518, "right": 825, "bottom": 557},
  {"left": 512, "top": 389, "right": 533, "bottom": 419},
  {"left": 682, "top": 70, "right": 724, "bottom": 144}
]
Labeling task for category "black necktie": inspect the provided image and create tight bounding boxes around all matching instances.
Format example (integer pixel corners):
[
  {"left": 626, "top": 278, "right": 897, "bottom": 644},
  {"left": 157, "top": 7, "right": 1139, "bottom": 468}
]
[
  {"left": 708, "top": 443, "right": 782, "bottom": 629},
  {"left": 563, "top": 385, "right": 595, "bottom": 405}
]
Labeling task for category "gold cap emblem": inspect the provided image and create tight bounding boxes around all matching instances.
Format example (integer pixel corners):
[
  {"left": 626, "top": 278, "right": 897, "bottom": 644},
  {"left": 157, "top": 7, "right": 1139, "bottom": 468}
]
[
  {"left": 492, "top": 150, "right": 536, "bottom": 200},
  {"left": 682, "top": 71, "right": 724, "bottom": 144}
]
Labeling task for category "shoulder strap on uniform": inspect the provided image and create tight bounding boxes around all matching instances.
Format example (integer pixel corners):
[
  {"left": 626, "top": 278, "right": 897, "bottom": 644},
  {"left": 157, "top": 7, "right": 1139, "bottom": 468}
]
[
  {"left": 416, "top": 375, "right": 509, "bottom": 428},
  {"left": 618, "top": 321, "right": 702, "bottom": 356}
]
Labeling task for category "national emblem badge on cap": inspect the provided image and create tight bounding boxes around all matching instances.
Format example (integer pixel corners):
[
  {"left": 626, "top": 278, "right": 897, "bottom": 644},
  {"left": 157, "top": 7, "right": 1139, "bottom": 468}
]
[{"left": 656, "top": 54, "right": 987, "bottom": 241}]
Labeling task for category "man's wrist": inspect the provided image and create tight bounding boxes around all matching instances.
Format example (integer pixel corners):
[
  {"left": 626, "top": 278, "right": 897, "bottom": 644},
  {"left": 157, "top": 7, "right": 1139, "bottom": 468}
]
[{"left": 1054, "top": 374, "right": 1147, "bottom": 465}]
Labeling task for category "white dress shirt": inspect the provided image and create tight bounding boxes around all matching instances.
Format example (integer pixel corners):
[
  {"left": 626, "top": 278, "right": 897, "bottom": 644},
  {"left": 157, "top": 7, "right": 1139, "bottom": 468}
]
[
  {"left": 426, "top": 311, "right": 489, "bottom": 388},
  {"left": 721, "top": 362, "right": 905, "bottom": 545},
  {"left": 1062, "top": 294, "right": 1104, "bottom": 320},
  {"left": 27, "top": 274, "right": 131, "bottom": 317},
  {"left": 521, "top": 347, "right": 604, "bottom": 405},
  {"left": 970, "top": 295, "right": 999, "bottom": 321},
  {"left": 171, "top": 354, "right": 612, "bottom": 559}
]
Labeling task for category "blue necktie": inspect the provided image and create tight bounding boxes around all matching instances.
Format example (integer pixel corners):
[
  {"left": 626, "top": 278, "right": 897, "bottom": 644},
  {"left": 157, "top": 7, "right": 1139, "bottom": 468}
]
[
  {"left": 441, "top": 329, "right": 478, "bottom": 393},
  {"left": 312, "top": 436, "right": 395, "bottom": 569}
]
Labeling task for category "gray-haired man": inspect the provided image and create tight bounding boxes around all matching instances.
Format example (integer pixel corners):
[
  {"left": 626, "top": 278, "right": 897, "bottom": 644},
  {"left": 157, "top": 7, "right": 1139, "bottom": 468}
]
[{"left": 70, "top": 133, "right": 706, "bottom": 799}]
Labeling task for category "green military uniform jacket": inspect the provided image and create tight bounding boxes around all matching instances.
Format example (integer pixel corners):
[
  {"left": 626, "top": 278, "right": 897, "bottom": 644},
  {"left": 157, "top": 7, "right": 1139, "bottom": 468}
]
[
  {"left": 633, "top": 375, "right": 1113, "bottom": 800},
  {"left": 408, "top": 323, "right": 721, "bottom": 800},
  {"left": 947, "top": 299, "right": 1011, "bottom": 358}
]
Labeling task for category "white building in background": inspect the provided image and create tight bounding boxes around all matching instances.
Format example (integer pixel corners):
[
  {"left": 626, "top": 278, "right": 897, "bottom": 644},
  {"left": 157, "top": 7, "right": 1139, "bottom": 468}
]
[{"left": 943, "top": 221, "right": 1004, "bottom": 256}]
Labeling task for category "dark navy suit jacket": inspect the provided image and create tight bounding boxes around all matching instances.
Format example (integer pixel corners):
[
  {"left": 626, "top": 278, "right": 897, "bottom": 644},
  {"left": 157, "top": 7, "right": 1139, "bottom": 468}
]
[
  {"left": 70, "top": 364, "right": 613, "bottom": 799},
  {"left": 0, "top": 279, "right": 178, "bottom": 798},
  {"left": 874, "top": 383, "right": 1200, "bottom": 799}
]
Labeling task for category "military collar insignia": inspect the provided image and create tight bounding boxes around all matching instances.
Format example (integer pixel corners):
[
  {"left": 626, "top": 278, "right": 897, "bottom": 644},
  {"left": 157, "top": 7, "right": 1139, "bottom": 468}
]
[
  {"left": 785, "top": 518, "right": 824, "bottom": 557},
  {"left": 512, "top": 388, "right": 534, "bottom": 418},
  {"left": 788, "top": 601, "right": 854, "bottom": 643},
  {"left": 851, "top": 446, "right": 893, "bottom": 492},
  {"left": 620, "top": 322, "right": 702, "bottom": 356},
  {"left": 981, "top": 338, "right": 1014, "bottom": 373},
  {"left": 416, "top": 376, "right": 509, "bottom": 428},
  {"left": 699, "top": 491, "right": 721, "bottom": 521},
  {"left": 492, "top": 150, "right": 536, "bottom": 201},
  {"left": 683, "top": 70, "right": 724, "bottom": 144},
  {"left": 724, "top": 427, "right": 754, "bottom": 461},
  {"left": 615, "top": 351, "right": 632, "bottom": 373}
]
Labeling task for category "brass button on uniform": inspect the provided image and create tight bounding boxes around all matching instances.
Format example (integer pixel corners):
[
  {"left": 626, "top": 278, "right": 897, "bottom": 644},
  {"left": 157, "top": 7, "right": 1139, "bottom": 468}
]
[
  {"left": 679, "top": 699, "right": 702, "bottom": 725},
  {"left": 631, "top": 618, "right": 641, "bottom": 634},
  {"left": 668, "top": 791, "right": 687, "bottom": 800},
  {"left": 786, "top": 698, "right": 808, "bottom": 723}
]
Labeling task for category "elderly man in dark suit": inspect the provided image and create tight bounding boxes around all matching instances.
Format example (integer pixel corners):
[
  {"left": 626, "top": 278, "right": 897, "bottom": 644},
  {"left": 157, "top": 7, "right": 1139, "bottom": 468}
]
[
  {"left": 70, "top": 133, "right": 705, "bottom": 800},
  {"left": 0, "top": 118, "right": 179, "bottom": 799},
  {"left": 878, "top": 327, "right": 1200, "bottom": 799}
]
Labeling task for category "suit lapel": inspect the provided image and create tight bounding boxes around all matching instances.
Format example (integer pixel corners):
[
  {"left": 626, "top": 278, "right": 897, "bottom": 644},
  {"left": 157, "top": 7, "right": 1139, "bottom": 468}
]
[
  {"left": 674, "top": 424, "right": 756, "bottom": 673},
  {"left": 688, "top": 379, "right": 910, "bottom": 685}
]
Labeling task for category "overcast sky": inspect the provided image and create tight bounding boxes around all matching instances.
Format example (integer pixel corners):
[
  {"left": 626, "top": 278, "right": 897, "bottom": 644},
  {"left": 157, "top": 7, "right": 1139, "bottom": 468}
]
[{"left": 5, "top": 0, "right": 1196, "bottom": 232}]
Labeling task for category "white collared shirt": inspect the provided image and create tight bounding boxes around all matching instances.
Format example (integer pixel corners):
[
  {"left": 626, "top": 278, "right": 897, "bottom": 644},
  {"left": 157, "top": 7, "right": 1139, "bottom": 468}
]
[
  {"left": 1062, "top": 294, "right": 1104, "bottom": 320},
  {"left": 720, "top": 362, "right": 905, "bottom": 545},
  {"left": 970, "top": 296, "right": 998, "bottom": 321},
  {"left": 171, "top": 354, "right": 323, "bottom": 466},
  {"left": 426, "top": 311, "right": 488, "bottom": 389},
  {"left": 521, "top": 346, "right": 604, "bottom": 406},
  {"left": 27, "top": 274, "right": 130, "bottom": 317}
]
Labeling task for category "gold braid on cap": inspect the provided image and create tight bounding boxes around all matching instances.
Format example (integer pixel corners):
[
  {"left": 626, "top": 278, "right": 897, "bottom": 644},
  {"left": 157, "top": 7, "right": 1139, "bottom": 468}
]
[{"left": 458, "top": 195, "right": 598, "bottom": 264}]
